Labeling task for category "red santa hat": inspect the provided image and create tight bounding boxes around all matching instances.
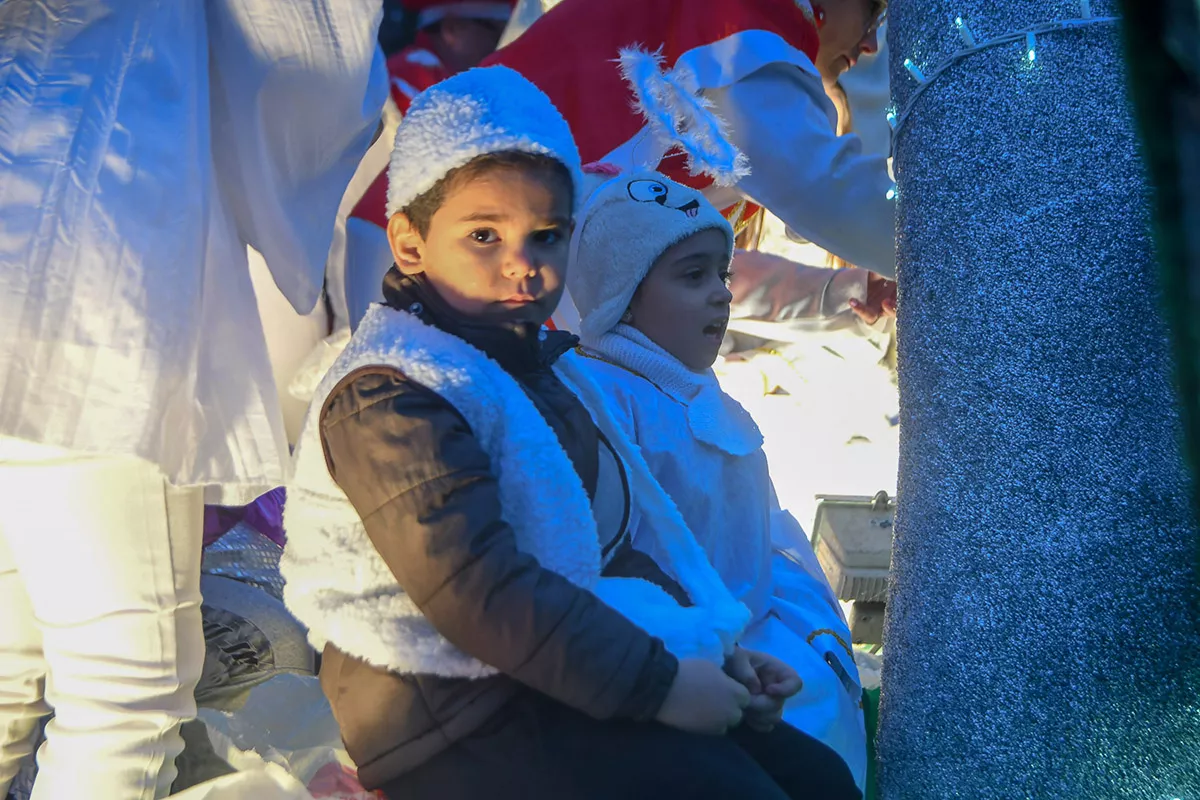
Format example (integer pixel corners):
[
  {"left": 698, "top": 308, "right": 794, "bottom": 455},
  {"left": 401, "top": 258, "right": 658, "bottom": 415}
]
[{"left": 406, "top": 0, "right": 516, "bottom": 28}]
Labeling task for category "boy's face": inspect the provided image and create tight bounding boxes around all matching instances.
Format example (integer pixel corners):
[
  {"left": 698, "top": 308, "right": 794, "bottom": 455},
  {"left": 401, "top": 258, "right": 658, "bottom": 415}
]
[
  {"left": 627, "top": 228, "right": 732, "bottom": 371},
  {"left": 389, "top": 165, "right": 573, "bottom": 325}
]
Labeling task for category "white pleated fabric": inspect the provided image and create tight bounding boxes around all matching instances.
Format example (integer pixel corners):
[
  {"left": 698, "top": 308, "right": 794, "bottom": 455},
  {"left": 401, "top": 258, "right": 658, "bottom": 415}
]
[{"left": 0, "top": 0, "right": 388, "bottom": 502}]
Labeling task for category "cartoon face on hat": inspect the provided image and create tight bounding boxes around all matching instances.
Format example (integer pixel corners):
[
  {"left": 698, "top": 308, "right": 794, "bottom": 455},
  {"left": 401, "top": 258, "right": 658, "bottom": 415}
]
[{"left": 626, "top": 178, "right": 702, "bottom": 218}]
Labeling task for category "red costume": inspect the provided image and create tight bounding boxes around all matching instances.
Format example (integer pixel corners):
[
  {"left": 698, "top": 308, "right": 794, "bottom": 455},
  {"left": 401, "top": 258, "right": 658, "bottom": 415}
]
[
  {"left": 486, "top": 0, "right": 818, "bottom": 203},
  {"left": 344, "top": 0, "right": 894, "bottom": 334}
]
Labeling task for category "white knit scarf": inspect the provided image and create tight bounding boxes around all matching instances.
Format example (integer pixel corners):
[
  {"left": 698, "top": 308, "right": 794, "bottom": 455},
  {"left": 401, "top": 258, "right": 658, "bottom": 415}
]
[{"left": 586, "top": 325, "right": 764, "bottom": 457}]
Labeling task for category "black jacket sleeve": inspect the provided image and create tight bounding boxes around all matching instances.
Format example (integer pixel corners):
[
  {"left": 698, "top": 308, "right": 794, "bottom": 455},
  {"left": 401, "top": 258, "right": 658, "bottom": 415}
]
[{"left": 319, "top": 369, "right": 678, "bottom": 721}]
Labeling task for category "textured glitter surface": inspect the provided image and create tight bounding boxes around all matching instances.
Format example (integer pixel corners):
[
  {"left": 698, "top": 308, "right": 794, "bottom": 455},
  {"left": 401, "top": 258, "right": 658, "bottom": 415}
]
[
  {"left": 201, "top": 523, "right": 286, "bottom": 601},
  {"left": 878, "top": 1, "right": 1200, "bottom": 797}
]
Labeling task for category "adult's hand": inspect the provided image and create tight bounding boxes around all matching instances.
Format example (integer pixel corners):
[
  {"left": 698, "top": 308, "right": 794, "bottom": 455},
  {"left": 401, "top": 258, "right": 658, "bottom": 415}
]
[{"left": 848, "top": 272, "right": 897, "bottom": 324}]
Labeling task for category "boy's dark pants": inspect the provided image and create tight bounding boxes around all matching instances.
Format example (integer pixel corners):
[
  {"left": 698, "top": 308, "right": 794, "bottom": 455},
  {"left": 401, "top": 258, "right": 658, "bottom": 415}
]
[{"left": 381, "top": 690, "right": 862, "bottom": 800}]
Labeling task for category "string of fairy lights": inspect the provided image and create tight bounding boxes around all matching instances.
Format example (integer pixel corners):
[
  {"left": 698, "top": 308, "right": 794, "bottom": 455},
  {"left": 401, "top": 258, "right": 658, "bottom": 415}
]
[{"left": 882, "top": 2, "right": 1120, "bottom": 199}]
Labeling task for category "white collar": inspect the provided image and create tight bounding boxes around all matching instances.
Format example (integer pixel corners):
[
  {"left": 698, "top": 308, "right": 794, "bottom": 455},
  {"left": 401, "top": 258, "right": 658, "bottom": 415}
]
[{"left": 588, "top": 326, "right": 764, "bottom": 456}]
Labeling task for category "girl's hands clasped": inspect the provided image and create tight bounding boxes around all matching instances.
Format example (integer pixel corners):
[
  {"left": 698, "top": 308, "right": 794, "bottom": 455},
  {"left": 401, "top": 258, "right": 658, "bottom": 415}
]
[{"left": 723, "top": 647, "right": 803, "bottom": 732}]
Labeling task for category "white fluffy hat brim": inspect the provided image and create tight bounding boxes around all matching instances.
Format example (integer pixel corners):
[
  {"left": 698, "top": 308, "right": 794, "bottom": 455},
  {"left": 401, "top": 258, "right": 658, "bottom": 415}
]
[{"left": 386, "top": 66, "right": 584, "bottom": 219}]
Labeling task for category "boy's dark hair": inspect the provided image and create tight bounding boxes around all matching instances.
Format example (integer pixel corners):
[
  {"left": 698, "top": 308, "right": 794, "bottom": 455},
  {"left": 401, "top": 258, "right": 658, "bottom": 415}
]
[{"left": 401, "top": 151, "right": 575, "bottom": 238}]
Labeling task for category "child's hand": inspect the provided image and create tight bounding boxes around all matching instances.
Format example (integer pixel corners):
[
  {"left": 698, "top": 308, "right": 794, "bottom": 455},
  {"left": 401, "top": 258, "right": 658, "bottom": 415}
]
[
  {"left": 723, "top": 646, "right": 762, "bottom": 694},
  {"left": 656, "top": 658, "right": 751, "bottom": 735},
  {"left": 725, "top": 648, "right": 803, "bottom": 733},
  {"left": 750, "top": 649, "right": 803, "bottom": 699}
]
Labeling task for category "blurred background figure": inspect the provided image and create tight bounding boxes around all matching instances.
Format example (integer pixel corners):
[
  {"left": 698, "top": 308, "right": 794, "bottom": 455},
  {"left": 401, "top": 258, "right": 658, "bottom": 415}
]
[{"left": 0, "top": 3, "right": 387, "bottom": 797}]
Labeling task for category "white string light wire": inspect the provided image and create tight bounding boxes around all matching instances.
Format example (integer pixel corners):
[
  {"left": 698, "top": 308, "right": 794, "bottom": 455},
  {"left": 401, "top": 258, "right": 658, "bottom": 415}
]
[{"left": 888, "top": 11, "right": 1120, "bottom": 156}]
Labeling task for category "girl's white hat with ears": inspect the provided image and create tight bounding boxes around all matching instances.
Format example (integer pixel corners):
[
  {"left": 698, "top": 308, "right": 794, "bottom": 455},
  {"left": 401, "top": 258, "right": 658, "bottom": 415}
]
[
  {"left": 385, "top": 65, "right": 584, "bottom": 218},
  {"left": 568, "top": 170, "right": 734, "bottom": 344}
]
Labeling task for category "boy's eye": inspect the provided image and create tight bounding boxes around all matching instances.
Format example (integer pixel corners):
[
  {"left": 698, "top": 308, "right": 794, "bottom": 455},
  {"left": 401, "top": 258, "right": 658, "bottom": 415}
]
[
  {"left": 720, "top": 269, "right": 734, "bottom": 286},
  {"left": 469, "top": 228, "right": 499, "bottom": 244},
  {"left": 684, "top": 269, "right": 705, "bottom": 282}
]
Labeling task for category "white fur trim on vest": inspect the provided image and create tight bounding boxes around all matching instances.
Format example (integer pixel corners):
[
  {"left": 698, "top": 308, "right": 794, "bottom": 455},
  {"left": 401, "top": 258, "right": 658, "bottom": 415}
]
[{"left": 282, "top": 304, "right": 745, "bottom": 677}]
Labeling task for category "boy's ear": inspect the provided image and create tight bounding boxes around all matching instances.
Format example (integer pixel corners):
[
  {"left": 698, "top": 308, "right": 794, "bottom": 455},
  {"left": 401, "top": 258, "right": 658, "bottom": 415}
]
[{"left": 387, "top": 213, "right": 425, "bottom": 276}]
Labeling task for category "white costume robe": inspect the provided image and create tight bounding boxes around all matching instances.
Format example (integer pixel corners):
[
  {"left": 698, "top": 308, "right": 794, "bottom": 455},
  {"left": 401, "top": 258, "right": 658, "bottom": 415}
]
[{"left": 0, "top": 0, "right": 389, "bottom": 502}]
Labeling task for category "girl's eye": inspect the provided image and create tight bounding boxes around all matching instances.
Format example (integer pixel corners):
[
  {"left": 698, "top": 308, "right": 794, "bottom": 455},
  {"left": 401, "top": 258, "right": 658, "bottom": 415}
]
[
  {"left": 533, "top": 227, "right": 564, "bottom": 245},
  {"left": 469, "top": 229, "right": 499, "bottom": 244},
  {"left": 685, "top": 269, "right": 705, "bottom": 282},
  {"left": 720, "top": 270, "right": 734, "bottom": 286}
]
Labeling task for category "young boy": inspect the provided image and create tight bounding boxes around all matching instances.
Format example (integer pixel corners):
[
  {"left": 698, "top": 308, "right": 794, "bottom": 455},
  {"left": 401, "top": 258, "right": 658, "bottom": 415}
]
[{"left": 281, "top": 66, "right": 827, "bottom": 799}]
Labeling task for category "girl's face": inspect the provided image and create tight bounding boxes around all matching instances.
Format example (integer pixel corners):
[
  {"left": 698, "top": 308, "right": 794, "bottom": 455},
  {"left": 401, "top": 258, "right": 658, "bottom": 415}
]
[{"left": 627, "top": 228, "right": 732, "bottom": 371}]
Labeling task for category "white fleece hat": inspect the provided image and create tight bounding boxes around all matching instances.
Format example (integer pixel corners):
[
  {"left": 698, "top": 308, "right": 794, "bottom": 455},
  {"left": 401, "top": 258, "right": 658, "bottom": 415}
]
[
  {"left": 569, "top": 171, "right": 734, "bottom": 342},
  {"left": 386, "top": 65, "right": 583, "bottom": 218}
]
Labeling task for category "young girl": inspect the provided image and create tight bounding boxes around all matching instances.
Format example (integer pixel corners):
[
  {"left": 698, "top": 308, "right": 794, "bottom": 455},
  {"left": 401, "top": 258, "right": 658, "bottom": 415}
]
[{"left": 565, "top": 170, "right": 869, "bottom": 793}]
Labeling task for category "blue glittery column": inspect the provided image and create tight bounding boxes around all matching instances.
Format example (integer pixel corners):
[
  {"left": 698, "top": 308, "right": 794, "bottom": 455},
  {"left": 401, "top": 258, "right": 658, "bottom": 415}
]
[{"left": 878, "top": 1, "right": 1200, "bottom": 797}]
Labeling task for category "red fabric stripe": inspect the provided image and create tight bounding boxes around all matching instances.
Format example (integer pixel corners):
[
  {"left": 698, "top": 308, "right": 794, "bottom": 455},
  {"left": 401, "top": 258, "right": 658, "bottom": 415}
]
[
  {"left": 385, "top": 44, "right": 448, "bottom": 110},
  {"left": 351, "top": 169, "right": 390, "bottom": 227},
  {"left": 486, "top": 0, "right": 818, "bottom": 184}
]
